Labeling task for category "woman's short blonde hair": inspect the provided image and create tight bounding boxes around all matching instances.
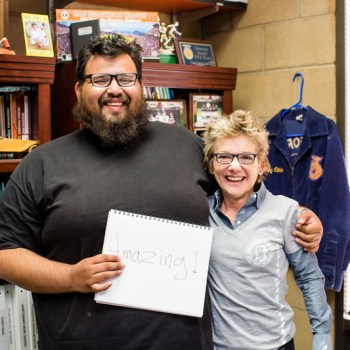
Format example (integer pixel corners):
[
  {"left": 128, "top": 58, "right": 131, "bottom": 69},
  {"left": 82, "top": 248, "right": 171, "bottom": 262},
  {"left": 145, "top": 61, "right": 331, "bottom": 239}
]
[{"left": 203, "top": 110, "right": 270, "bottom": 179}]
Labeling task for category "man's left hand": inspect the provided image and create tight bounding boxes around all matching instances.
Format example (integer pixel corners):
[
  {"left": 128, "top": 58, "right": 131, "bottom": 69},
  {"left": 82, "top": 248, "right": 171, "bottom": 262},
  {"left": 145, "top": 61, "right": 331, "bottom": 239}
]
[{"left": 293, "top": 208, "right": 323, "bottom": 253}]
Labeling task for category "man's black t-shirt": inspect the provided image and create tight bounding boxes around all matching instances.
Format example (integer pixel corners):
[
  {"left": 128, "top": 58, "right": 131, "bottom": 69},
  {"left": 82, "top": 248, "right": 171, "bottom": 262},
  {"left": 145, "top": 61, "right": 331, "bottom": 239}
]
[{"left": 0, "top": 122, "right": 213, "bottom": 349}]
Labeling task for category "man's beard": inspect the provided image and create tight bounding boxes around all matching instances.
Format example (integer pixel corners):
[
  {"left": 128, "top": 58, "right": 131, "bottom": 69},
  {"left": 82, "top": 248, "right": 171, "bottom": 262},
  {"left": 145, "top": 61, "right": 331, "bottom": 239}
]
[{"left": 72, "top": 93, "right": 149, "bottom": 147}]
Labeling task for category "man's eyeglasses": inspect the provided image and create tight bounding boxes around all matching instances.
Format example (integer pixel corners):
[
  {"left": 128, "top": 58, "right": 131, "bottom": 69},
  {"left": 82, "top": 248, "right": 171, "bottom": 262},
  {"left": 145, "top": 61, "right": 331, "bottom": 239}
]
[
  {"left": 82, "top": 73, "right": 139, "bottom": 87},
  {"left": 213, "top": 153, "right": 257, "bottom": 165}
]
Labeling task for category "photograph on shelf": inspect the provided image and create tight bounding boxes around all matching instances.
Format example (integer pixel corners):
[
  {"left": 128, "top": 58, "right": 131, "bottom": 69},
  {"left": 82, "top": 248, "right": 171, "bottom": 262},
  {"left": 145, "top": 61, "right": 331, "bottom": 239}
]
[
  {"left": 21, "top": 13, "right": 54, "bottom": 57},
  {"left": 174, "top": 38, "right": 216, "bottom": 67},
  {"left": 146, "top": 100, "right": 187, "bottom": 128},
  {"left": 194, "top": 128, "right": 207, "bottom": 138},
  {"left": 55, "top": 9, "right": 160, "bottom": 62},
  {"left": 189, "top": 94, "right": 223, "bottom": 130}
]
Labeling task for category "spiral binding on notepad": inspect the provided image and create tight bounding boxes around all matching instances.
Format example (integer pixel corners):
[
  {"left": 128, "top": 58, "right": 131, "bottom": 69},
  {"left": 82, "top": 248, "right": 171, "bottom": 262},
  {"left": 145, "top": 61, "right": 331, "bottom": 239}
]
[{"left": 112, "top": 209, "right": 211, "bottom": 230}]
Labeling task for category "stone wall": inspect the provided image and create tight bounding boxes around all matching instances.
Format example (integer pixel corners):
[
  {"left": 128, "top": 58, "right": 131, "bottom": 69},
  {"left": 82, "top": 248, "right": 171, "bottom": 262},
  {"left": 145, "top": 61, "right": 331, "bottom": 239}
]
[{"left": 204, "top": 0, "right": 336, "bottom": 125}]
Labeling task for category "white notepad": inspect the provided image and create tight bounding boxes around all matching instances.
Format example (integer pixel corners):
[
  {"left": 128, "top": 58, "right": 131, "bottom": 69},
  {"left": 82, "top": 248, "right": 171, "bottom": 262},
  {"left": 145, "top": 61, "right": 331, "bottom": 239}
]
[{"left": 95, "top": 210, "right": 213, "bottom": 317}]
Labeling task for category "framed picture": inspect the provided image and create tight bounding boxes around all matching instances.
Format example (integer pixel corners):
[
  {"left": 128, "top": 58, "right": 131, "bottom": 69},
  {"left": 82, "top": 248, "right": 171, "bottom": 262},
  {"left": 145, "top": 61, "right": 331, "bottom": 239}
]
[
  {"left": 146, "top": 100, "right": 187, "bottom": 128},
  {"left": 189, "top": 94, "right": 223, "bottom": 130},
  {"left": 194, "top": 128, "right": 207, "bottom": 138},
  {"left": 174, "top": 38, "right": 216, "bottom": 67},
  {"left": 21, "top": 13, "right": 54, "bottom": 57}
]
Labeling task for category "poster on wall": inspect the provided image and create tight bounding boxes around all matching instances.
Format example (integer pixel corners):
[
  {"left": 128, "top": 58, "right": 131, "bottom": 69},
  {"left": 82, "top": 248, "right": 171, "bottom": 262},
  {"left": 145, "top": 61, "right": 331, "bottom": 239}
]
[{"left": 55, "top": 9, "right": 160, "bottom": 62}]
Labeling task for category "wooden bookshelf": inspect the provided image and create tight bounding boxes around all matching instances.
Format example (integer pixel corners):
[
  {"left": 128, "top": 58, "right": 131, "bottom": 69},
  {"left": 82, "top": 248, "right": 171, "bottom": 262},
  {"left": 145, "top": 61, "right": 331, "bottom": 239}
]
[
  {"left": 142, "top": 62, "right": 236, "bottom": 114},
  {"left": 51, "top": 61, "right": 237, "bottom": 139},
  {"left": 49, "top": 0, "right": 240, "bottom": 137},
  {"left": 51, "top": 0, "right": 246, "bottom": 31},
  {"left": 0, "top": 55, "right": 56, "bottom": 173},
  {"left": 52, "top": 0, "right": 247, "bottom": 16}
]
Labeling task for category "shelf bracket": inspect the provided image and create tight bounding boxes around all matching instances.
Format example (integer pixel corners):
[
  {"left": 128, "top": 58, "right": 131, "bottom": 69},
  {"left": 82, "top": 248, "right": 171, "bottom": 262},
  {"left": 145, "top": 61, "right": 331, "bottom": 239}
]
[{"left": 172, "top": 5, "right": 220, "bottom": 30}]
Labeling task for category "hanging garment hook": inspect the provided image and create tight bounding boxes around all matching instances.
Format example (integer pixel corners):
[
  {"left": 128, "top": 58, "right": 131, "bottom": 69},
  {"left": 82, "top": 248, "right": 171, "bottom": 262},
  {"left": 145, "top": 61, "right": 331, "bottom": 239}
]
[
  {"left": 281, "top": 71, "right": 308, "bottom": 118},
  {"left": 293, "top": 71, "right": 304, "bottom": 106}
]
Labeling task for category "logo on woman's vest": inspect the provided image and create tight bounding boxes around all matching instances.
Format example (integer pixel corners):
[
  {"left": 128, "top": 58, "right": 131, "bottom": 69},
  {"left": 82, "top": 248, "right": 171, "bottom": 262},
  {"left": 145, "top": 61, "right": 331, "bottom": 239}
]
[
  {"left": 245, "top": 239, "right": 274, "bottom": 267},
  {"left": 309, "top": 155, "right": 323, "bottom": 181}
]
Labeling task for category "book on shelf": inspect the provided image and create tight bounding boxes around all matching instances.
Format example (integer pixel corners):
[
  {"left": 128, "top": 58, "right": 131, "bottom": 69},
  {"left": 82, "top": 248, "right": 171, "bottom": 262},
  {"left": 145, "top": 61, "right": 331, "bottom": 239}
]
[
  {"left": 3, "top": 284, "right": 15, "bottom": 350},
  {"left": 9, "top": 94, "right": 19, "bottom": 139},
  {"left": 0, "top": 87, "right": 31, "bottom": 94},
  {"left": 0, "top": 95, "right": 5, "bottom": 139},
  {"left": 144, "top": 86, "right": 174, "bottom": 100},
  {"left": 0, "top": 284, "right": 38, "bottom": 350},
  {"left": 0, "top": 87, "right": 32, "bottom": 141},
  {"left": 0, "top": 139, "right": 38, "bottom": 161},
  {"left": 21, "top": 13, "right": 54, "bottom": 58},
  {"left": 3, "top": 93, "right": 11, "bottom": 139},
  {"left": 22, "top": 95, "right": 31, "bottom": 141},
  {"left": 0, "top": 181, "right": 5, "bottom": 198},
  {"left": 12, "top": 285, "right": 31, "bottom": 349},
  {"left": 26, "top": 292, "right": 38, "bottom": 350},
  {"left": 70, "top": 19, "right": 101, "bottom": 60},
  {"left": 55, "top": 9, "right": 160, "bottom": 62},
  {"left": 0, "top": 285, "right": 9, "bottom": 349}
]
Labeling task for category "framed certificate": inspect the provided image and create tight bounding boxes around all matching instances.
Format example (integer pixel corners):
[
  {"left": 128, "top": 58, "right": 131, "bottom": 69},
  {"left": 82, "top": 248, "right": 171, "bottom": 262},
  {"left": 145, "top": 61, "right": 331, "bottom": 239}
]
[{"left": 174, "top": 38, "right": 216, "bottom": 67}]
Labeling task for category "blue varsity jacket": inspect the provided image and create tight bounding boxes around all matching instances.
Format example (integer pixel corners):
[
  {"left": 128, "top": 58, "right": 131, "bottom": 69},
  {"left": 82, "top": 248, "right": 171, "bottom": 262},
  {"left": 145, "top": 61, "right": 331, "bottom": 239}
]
[{"left": 265, "top": 106, "right": 350, "bottom": 291}]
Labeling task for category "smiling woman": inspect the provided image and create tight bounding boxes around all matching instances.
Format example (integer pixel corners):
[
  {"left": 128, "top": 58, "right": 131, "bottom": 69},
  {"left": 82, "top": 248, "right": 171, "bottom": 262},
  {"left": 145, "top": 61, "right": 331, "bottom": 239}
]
[
  {"left": 209, "top": 135, "right": 263, "bottom": 212},
  {"left": 202, "top": 110, "right": 332, "bottom": 350}
]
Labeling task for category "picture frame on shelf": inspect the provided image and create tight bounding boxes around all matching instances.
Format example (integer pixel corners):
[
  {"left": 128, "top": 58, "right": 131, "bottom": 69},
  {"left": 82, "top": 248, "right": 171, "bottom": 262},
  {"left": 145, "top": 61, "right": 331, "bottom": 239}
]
[
  {"left": 21, "top": 13, "right": 54, "bottom": 57},
  {"left": 174, "top": 38, "right": 216, "bottom": 67},
  {"left": 189, "top": 94, "right": 223, "bottom": 130},
  {"left": 146, "top": 100, "right": 187, "bottom": 128},
  {"left": 194, "top": 128, "right": 207, "bottom": 138}
]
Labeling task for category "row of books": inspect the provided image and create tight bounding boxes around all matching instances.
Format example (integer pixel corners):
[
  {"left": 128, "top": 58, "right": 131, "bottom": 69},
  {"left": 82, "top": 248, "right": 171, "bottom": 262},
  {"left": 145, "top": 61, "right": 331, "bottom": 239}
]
[
  {"left": 0, "top": 284, "right": 38, "bottom": 350},
  {"left": 0, "top": 154, "right": 15, "bottom": 159},
  {"left": 0, "top": 86, "right": 34, "bottom": 140},
  {"left": 143, "top": 86, "right": 175, "bottom": 100}
]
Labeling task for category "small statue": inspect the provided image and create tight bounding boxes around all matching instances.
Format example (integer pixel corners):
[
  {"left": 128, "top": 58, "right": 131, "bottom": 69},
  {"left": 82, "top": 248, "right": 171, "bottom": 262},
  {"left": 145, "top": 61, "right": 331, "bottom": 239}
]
[
  {"left": 159, "top": 22, "right": 168, "bottom": 49},
  {"left": 159, "top": 21, "right": 182, "bottom": 54}
]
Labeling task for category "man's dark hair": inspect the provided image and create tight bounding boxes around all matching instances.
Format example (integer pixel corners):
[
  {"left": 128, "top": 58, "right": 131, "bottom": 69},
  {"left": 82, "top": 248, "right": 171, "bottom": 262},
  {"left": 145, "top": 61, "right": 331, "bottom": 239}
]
[{"left": 76, "top": 34, "right": 143, "bottom": 83}]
